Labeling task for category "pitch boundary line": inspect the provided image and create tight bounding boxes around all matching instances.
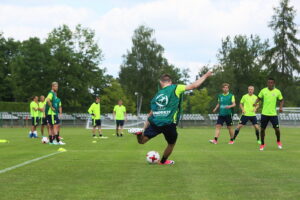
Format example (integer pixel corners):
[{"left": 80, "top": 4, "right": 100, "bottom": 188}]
[{"left": 0, "top": 151, "right": 63, "bottom": 174}]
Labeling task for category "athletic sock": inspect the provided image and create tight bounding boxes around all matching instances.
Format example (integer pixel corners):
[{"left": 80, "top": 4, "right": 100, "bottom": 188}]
[
  {"left": 160, "top": 156, "right": 167, "bottom": 164},
  {"left": 99, "top": 134, "right": 102, "bottom": 137},
  {"left": 255, "top": 130, "right": 259, "bottom": 141},
  {"left": 233, "top": 128, "right": 240, "bottom": 140},
  {"left": 55, "top": 135, "right": 60, "bottom": 142},
  {"left": 214, "top": 137, "right": 218, "bottom": 141},
  {"left": 92, "top": 134, "right": 95, "bottom": 137},
  {"left": 57, "top": 131, "right": 60, "bottom": 137},
  {"left": 49, "top": 135, "right": 53, "bottom": 143}
]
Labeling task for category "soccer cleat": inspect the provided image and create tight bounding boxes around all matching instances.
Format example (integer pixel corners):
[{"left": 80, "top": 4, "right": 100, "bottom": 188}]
[
  {"left": 259, "top": 144, "right": 265, "bottom": 151},
  {"left": 257, "top": 140, "right": 262, "bottom": 145},
  {"left": 52, "top": 141, "right": 58, "bottom": 145},
  {"left": 209, "top": 139, "right": 218, "bottom": 144},
  {"left": 159, "top": 160, "right": 175, "bottom": 165},
  {"left": 128, "top": 128, "right": 143, "bottom": 135},
  {"left": 277, "top": 141, "right": 282, "bottom": 149},
  {"left": 228, "top": 141, "right": 234, "bottom": 144},
  {"left": 58, "top": 141, "right": 66, "bottom": 145}
]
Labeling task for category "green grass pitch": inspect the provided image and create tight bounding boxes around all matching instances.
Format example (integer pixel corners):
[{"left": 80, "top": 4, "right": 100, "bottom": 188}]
[{"left": 0, "top": 127, "right": 299, "bottom": 200}]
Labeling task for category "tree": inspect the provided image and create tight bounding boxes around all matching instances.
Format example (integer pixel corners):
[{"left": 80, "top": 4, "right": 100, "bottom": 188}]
[
  {"left": 0, "top": 34, "right": 20, "bottom": 101},
  {"left": 267, "top": 0, "right": 300, "bottom": 83},
  {"left": 45, "top": 24, "right": 106, "bottom": 109},
  {"left": 119, "top": 25, "right": 187, "bottom": 112},
  {"left": 101, "top": 78, "right": 136, "bottom": 114},
  {"left": 208, "top": 35, "right": 268, "bottom": 110},
  {"left": 183, "top": 88, "right": 212, "bottom": 114}
]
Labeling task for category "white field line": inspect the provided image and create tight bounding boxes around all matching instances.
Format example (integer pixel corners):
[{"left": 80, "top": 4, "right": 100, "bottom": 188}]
[{"left": 0, "top": 151, "right": 63, "bottom": 174}]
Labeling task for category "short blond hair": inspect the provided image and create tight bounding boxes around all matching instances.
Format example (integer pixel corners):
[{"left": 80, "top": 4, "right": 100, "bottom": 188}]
[
  {"left": 52, "top": 82, "right": 58, "bottom": 86},
  {"left": 222, "top": 83, "right": 230, "bottom": 88}
]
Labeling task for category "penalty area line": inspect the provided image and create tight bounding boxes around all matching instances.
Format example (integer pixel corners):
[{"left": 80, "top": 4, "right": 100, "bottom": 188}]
[{"left": 0, "top": 151, "right": 63, "bottom": 174}]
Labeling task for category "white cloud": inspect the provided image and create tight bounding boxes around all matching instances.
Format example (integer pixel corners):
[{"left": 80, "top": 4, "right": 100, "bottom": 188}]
[{"left": 1, "top": 0, "right": 300, "bottom": 79}]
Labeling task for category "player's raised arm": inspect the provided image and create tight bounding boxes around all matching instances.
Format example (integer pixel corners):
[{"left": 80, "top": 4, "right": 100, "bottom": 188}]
[{"left": 185, "top": 71, "right": 212, "bottom": 91}]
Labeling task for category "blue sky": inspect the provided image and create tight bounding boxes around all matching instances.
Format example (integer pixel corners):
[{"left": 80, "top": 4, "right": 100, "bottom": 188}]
[{"left": 0, "top": 0, "right": 299, "bottom": 81}]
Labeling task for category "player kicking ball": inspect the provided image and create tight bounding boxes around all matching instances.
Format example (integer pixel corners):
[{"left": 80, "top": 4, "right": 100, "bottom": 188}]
[
  {"left": 129, "top": 72, "right": 212, "bottom": 165},
  {"left": 254, "top": 78, "right": 284, "bottom": 151},
  {"left": 209, "top": 83, "right": 236, "bottom": 144},
  {"left": 233, "top": 86, "right": 261, "bottom": 144}
]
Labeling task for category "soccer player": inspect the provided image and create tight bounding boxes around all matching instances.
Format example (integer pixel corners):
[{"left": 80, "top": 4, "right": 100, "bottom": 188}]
[
  {"left": 129, "top": 71, "right": 212, "bottom": 165},
  {"left": 55, "top": 97, "right": 63, "bottom": 140},
  {"left": 254, "top": 78, "right": 284, "bottom": 151},
  {"left": 45, "top": 82, "right": 65, "bottom": 145},
  {"left": 113, "top": 100, "right": 127, "bottom": 137},
  {"left": 29, "top": 96, "right": 39, "bottom": 138},
  {"left": 209, "top": 83, "right": 236, "bottom": 144},
  {"left": 88, "top": 97, "right": 102, "bottom": 138},
  {"left": 38, "top": 95, "right": 47, "bottom": 137},
  {"left": 233, "top": 86, "right": 260, "bottom": 143}
]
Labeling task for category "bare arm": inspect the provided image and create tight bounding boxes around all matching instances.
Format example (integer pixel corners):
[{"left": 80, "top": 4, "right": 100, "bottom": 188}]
[
  {"left": 46, "top": 98, "right": 55, "bottom": 111},
  {"left": 254, "top": 97, "right": 261, "bottom": 106},
  {"left": 185, "top": 71, "right": 212, "bottom": 91},
  {"left": 225, "top": 101, "right": 236, "bottom": 109},
  {"left": 240, "top": 103, "right": 245, "bottom": 114},
  {"left": 279, "top": 99, "right": 284, "bottom": 113},
  {"left": 143, "top": 111, "right": 153, "bottom": 130},
  {"left": 213, "top": 104, "right": 219, "bottom": 113}
]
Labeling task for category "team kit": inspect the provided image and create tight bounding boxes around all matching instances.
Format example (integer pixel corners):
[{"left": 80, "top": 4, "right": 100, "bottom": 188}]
[{"left": 29, "top": 73, "right": 284, "bottom": 165}]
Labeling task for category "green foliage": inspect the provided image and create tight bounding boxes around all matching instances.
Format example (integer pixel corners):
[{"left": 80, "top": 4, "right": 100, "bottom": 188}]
[
  {"left": 183, "top": 88, "right": 212, "bottom": 114},
  {"left": 119, "top": 25, "right": 188, "bottom": 112},
  {"left": 100, "top": 78, "right": 136, "bottom": 114},
  {"left": 267, "top": 0, "right": 300, "bottom": 83},
  {"left": 0, "top": 101, "right": 28, "bottom": 112}
]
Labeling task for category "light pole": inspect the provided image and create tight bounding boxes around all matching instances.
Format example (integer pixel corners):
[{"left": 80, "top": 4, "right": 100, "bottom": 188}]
[{"left": 134, "top": 92, "right": 139, "bottom": 117}]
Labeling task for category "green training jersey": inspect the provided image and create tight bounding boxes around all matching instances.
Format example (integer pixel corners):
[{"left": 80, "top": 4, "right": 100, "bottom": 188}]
[
  {"left": 258, "top": 87, "right": 283, "bottom": 116},
  {"left": 88, "top": 102, "right": 101, "bottom": 120},
  {"left": 38, "top": 101, "right": 46, "bottom": 118},
  {"left": 218, "top": 93, "right": 235, "bottom": 116},
  {"left": 45, "top": 91, "right": 58, "bottom": 115},
  {"left": 113, "top": 105, "right": 126, "bottom": 120},
  {"left": 30, "top": 101, "right": 39, "bottom": 117},
  {"left": 54, "top": 98, "right": 62, "bottom": 115},
  {"left": 148, "top": 84, "right": 186, "bottom": 126},
  {"left": 240, "top": 94, "right": 258, "bottom": 117}
]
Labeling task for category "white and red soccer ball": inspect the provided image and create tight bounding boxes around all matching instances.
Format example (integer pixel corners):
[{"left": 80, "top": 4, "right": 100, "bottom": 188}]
[
  {"left": 41, "top": 137, "right": 49, "bottom": 144},
  {"left": 146, "top": 151, "right": 160, "bottom": 164}
]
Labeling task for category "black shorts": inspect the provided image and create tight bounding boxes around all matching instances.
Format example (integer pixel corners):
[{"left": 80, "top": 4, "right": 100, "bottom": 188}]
[
  {"left": 31, "top": 117, "right": 39, "bottom": 126},
  {"left": 40, "top": 117, "right": 47, "bottom": 125},
  {"left": 216, "top": 115, "right": 233, "bottom": 126},
  {"left": 239, "top": 115, "right": 258, "bottom": 125},
  {"left": 144, "top": 123, "right": 178, "bottom": 144},
  {"left": 92, "top": 119, "right": 101, "bottom": 127},
  {"left": 46, "top": 115, "right": 60, "bottom": 125},
  {"left": 116, "top": 120, "right": 125, "bottom": 127},
  {"left": 260, "top": 115, "right": 279, "bottom": 129}
]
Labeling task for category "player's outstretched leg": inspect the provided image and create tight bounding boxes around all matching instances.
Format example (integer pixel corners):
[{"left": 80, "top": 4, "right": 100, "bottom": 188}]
[
  {"left": 209, "top": 124, "right": 221, "bottom": 144},
  {"left": 274, "top": 128, "right": 282, "bottom": 149},
  {"left": 227, "top": 126, "right": 235, "bottom": 144},
  {"left": 233, "top": 124, "right": 243, "bottom": 141},
  {"left": 260, "top": 128, "right": 266, "bottom": 151},
  {"left": 254, "top": 124, "right": 261, "bottom": 144}
]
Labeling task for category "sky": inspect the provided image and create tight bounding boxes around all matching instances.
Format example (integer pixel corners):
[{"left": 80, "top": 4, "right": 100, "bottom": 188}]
[{"left": 0, "top": 0, "right": 299, "bottom": 81}]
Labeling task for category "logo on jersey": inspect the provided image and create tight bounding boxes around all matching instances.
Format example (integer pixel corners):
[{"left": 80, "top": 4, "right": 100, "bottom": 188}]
[{"left": 155, "top": 94, "right": 169, "bottom": 108}]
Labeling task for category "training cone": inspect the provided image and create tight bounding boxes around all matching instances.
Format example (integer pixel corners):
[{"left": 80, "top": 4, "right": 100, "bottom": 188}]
[
  {"left": 92, "top": 140, "right": 97, "bottom": 143},
  {"left": 58, "top": 148, "right": 67, "bottom": 152},
  {"left": 0, "top": 139, "right": 9, "bottom": 143}
]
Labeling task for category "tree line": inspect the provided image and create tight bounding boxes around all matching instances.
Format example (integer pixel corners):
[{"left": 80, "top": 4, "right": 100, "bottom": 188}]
[{"left": 0, "top": 0, "right": 299, "bottom": 114}]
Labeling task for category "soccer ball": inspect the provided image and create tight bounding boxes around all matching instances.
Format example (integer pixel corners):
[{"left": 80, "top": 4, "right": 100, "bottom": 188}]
[
  {"left": 41, "top": 137, "right": 49, "bottom": 144},
  {"left": 146, "top": 151, "right": 160, "bottom": 164}
]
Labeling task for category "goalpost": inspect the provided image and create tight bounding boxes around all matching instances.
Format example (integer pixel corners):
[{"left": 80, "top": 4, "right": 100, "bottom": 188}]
[{"left": 85, "top": 117, "right": 145, "bottom": 130}]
